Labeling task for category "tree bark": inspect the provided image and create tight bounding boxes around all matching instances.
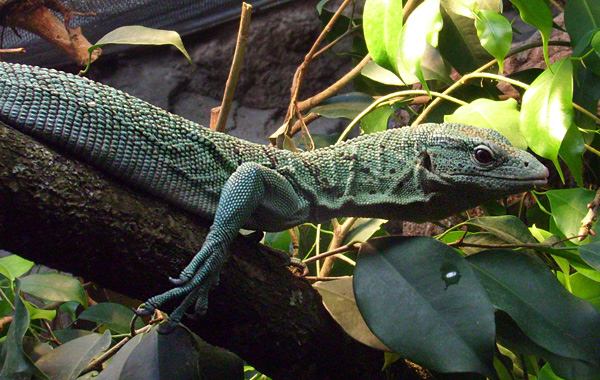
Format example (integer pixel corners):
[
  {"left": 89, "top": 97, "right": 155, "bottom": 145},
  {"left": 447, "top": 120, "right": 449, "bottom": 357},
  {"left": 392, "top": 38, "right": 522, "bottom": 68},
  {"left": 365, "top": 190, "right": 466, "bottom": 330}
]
[{"left": 0, "top": 122, "right": 441, "bottom": 380}]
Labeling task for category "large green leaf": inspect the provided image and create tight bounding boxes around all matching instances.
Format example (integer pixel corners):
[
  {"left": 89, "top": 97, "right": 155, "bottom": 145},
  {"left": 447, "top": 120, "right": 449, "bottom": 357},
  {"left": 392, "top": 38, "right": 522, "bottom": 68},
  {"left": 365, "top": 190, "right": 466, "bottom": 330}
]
[
  {"left": 546, "top": 188, "right": 597, "bottom": 244},
  {"left": 465, "top": 215, "right": 537, "bottom": 244},
  {"left": 363, "top": 0, "right": 403, "bottom": 72},
  {"left": 311, "top": 92, "right": 373, "bottom": 119},
  {"left": 474, "top": 10, "right": 512, "bottom": 72},
  {"left": 509, "top": 0, "right": 553, "bottom": 67},
  {"left": 35, "top": 331, "right": 111, "bottom": 380},
  {"left": 78, "top": 303, "right": 143, "bottom": 334},
  {"left": 468, "top": 250, "right": 600, "bottom": 365},
  {"left": 520, "top": 58, "right": 574, "bottom": 180},
  {"left": 95, "top": 333, "right": 144, "bottom": 380},
  {"left": 0, "top": 254, "right": 33, "bottom": 279},
  {"left": 354, "top": 236, "right": 495, "bottom": 377},
  {"left": 438, "top": 6, "right": 493, "bottom": 74},
  {"left": 496, "top": 311, "right": 600, "bottom": 380},
  {"left": 398, "top": 0, "right": 443, "bottom": 92},
  {"left": 20, "top": 273, "right": 87, "bottom": 307},
  {"left": 444, "top": 98, "right": 526, "bottom": 149},
  {"left": 569, "top": 272, "right": 600, "bottom": 312}
]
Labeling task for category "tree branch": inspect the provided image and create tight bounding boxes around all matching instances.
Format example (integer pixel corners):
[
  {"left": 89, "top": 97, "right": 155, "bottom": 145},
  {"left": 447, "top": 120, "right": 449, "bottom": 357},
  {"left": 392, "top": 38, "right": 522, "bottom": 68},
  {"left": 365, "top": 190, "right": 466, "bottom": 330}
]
[{"left": 0, "top": 122, "right": 442, "bottom": 380}]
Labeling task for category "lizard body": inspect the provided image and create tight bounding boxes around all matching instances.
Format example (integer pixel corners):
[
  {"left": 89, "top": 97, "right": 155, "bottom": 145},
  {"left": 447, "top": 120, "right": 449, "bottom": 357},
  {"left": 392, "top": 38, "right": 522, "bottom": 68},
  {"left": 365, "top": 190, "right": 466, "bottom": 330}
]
[{"left": 0, "top": 62, "right": 548, "bottom": 323}]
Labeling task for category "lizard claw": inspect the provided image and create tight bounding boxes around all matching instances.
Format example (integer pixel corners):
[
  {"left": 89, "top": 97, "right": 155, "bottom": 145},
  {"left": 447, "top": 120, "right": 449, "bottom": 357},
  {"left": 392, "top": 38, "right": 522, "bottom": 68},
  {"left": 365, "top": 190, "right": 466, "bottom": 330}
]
[
  {"left": 135, "top": 302, "right": 156, "bottom": 317},
  {"left": 169, "top": 275, "right": 189, "bottom": 285}
]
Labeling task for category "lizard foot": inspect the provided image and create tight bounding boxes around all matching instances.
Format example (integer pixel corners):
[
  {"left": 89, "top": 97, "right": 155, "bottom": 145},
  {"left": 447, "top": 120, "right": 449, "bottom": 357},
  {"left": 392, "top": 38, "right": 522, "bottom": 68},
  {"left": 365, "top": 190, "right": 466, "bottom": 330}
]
[{"left": 140, "top": 253, "right": 224, "bottom": 326}]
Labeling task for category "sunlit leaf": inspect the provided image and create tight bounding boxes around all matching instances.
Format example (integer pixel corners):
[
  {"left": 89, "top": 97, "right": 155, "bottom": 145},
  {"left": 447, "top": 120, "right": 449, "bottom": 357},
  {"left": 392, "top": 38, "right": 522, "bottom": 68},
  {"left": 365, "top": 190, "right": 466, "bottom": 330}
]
[
  {"left": 558, "top": 123, "right": 585, "bottom": 186},
  {"left": 363, "top": 0, "right": 403, "bottom": 72},
  {"left": 0, "top": 255, "right": 34, "bottom": 279},
  {"left": 444, "top": 98, "right": 526, "bottom": 149},
  {"left": 546, "top": 188, "right": 597, "bottom": 244},
  {"left": 475, "top": 10, "right": 512, "bottom": 72},
  {"left": 520, "top": 58, "right": 574, "bottom": 181},
  {"left": 90, "top": 26, "right": 191, "bottom": 63},
  {"left": 398, "top": 0, "right": 443, "bottom": 92}
]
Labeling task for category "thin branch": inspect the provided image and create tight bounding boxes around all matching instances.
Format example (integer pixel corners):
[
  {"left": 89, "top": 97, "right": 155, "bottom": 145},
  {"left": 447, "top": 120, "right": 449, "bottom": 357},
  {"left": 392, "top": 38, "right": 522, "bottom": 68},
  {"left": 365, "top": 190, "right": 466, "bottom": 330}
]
[
  {"left": 284, "top": 0, "right": 354, "bottom": 124},
  {"left": 304, "top": 243, "right": 361, "bottom": 264},
  {"left": 579, "top": 190, "right": 600, "bottom": 241},
  {"left": 213, "top": 3, "right": 252, "bottom": 133}
]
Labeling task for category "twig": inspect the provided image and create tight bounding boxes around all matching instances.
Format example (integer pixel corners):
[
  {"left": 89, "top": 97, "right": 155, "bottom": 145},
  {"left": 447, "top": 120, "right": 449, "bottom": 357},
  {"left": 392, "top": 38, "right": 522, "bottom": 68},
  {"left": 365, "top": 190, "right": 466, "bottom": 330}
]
[
  {"left": 297, "top": 54, "right": 372, "bottom": 113},
  {"left": 306, "top": 275, "right": 352, "bottom": 282},
  {"left": 213, "top": 3, "right": 252, "bottom": 133},
  {"left": 579, "top": 190, "right": 600, "bottom": 241},
  {"left": 81, "top": 324, "right": 153, "bottom": 375},
  {"left": 313, "top": 24, "right": 362, "bottom": 59},
  {"left": 284, "top": 0, "right": 354, "bottom": 124},
  {"left": 304, "top": 243, "right": 362, "bottom": 264},
  {"left": 319, "top": 217, "right": 358, "bottom": 277},
  {"left": 0, "top": 47, "right": 25, "bottom": 54}
]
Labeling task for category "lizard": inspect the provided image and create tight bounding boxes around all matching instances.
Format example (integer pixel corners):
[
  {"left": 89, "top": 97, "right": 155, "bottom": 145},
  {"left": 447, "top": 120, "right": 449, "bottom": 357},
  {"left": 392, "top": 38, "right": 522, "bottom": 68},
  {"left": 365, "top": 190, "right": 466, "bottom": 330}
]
[{"left": 0, "top": 62, "right": 549, "bottom": 325}]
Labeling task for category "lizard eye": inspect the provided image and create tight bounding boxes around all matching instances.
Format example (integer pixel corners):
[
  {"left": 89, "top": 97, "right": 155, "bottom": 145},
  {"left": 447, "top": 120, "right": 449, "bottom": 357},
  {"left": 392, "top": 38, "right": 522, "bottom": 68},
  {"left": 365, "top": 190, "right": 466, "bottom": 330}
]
[{"left": 474, "top": 145, "right": 495, "bottom": 165}]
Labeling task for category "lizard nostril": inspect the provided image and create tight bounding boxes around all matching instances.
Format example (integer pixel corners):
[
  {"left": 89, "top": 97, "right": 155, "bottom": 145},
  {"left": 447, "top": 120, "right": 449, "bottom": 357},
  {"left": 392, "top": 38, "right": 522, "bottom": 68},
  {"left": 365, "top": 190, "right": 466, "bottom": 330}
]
[{"left": 524, "top": 161, "right": 529, "bottom": 167}]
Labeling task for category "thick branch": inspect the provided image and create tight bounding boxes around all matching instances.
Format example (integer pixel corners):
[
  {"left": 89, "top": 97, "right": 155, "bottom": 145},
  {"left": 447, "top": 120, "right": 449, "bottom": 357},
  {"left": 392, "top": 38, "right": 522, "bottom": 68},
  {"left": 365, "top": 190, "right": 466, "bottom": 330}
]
[{"left": 0, "top": 122, "right": 440, "bottom": 380}]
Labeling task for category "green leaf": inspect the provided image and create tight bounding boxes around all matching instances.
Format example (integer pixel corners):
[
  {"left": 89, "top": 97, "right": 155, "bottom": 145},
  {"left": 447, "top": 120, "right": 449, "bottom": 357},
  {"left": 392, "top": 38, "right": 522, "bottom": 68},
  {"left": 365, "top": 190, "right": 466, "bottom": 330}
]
[
  {"left": 496, "top": 311, "right": 600, "bottom": 380},
  {"left": 0, "top": 280, "right": 48, "bottom": 379},
  {"left": 564, "top": 0, "right": 600, "bottom": 77},
  {"left": 558, "top": 123, "right": 585, "bottom": 186},
  {"left": 95, "top": 333, "right": 144, "bottom": 380},
  {"left": 362, "top": 49, "right": 451, "bottom": 86},
  {"left": 35, "top": 331, "right": 111, "bottom": 380},
  {"left": 573, "top": 68, "right": 600, "bottom": 141},
  {"left": 569, "top": 272, "right": 600, "bottom": 312},
  {"left": 398, "top": 0, "right": 443, "bottom": 92},
  {"left": 467, "top": 250, "right": 600, "bottom": 364},
  {"left": 580, "top": 242, "right": 600, "bottom": 272},
  {"left": 509, "top": 0, "right": 553, "bottom": 67},
  {"left": 538, "top": 363, "right": 566, "bottom": 380},
  {"left": 444, "top": 98, "right": 526, "bottom": 149},
  {"left": 314, "top": 278, "right": 390, "bottom": 351},
  {"left": 438, "top": 6, "right": 493, "bottom": 74},
  {"left": 361, "top": 103, "right": 398, "bottom": 134},
  {"left": 20, "top": 273, "right": 87, "bottom": 307},
  {"left": 363, "top": 0, "right": 403, "bottom": 72},
  {"left": 311, "top": 92, "right": 374, "bottom": 119},
  {"left": 354, "top": 236, "right": 496, "bottom": 377},
  {"left": 474, "top": 10, "right": 512, "bottom": 72},
  {"left": 79, "top": 303, "right": 143, "bottom": 334},
  {"left": 85, "top": 26, "right": 192, "bottom": 73},
  {"left": 546, "top": 188, "right": 597, "bottom": 244},
  {"left": 465, "top": 215, "right": 537, "bottom": 244},
  {"left": 342, "top": 218, "right": 387, "bottom": 245},
  {"left": 0, "top": 254, "right": 34, "bottom": 279},
  {"left": 24, "top": 301, "right": 56, "bottom": 321},
  {"left": 520, "top": 58, "right": 574, "bottom": 180}
]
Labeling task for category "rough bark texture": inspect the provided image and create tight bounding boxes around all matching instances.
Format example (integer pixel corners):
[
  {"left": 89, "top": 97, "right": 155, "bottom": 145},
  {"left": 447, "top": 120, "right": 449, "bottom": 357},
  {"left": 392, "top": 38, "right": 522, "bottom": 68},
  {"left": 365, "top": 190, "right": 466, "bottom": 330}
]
[{"left": 0, "top": 122, "right": 443, "bottom": 379}]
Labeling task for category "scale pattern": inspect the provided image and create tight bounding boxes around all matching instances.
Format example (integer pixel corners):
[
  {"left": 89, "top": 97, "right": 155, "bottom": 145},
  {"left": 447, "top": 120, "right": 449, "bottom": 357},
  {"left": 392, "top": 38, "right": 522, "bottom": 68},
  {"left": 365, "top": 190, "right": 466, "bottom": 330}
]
[{"left": 0, "top": 62, "right": 549, "bottom": 323}]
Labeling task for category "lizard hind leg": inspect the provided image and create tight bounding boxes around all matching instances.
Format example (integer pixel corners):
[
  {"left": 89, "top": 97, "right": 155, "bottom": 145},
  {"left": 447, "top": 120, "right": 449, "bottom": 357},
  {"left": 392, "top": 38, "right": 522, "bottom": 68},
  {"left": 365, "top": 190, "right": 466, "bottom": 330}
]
[{"left": 137, "top": 162, "right": 305, "bottom": 324}]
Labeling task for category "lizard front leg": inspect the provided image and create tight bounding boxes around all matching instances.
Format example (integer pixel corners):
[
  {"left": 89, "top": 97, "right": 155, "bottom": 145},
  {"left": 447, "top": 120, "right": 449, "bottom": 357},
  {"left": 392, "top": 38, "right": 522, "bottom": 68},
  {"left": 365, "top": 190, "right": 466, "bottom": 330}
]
[{"left": 136, "top": 162, "right": 305, "bottom": 325}]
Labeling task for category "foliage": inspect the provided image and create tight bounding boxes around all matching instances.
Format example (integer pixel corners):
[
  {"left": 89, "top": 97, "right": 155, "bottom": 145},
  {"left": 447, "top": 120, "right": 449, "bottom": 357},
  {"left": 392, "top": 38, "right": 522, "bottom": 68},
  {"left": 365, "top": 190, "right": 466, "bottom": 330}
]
[
  {"left": 2, "top": 0, "right": 600, "bottom": 379},
  {"left": 292, "top": 0, "right": 600, "bottom": 379}
]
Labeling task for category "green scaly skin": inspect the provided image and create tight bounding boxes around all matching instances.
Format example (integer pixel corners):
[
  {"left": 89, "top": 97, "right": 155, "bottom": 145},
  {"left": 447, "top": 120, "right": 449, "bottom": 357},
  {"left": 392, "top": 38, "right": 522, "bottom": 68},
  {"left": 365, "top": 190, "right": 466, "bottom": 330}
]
[{"left": 0, "top": 62, "right": 549, "bottom": 324}]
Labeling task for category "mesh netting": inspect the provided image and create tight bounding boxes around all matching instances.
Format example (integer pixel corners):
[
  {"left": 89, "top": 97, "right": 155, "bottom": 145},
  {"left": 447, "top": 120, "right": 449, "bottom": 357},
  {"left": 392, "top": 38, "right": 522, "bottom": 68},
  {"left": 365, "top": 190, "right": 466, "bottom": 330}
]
[{"left": 2, "top": 0, "right": 291, "bottom": 66}]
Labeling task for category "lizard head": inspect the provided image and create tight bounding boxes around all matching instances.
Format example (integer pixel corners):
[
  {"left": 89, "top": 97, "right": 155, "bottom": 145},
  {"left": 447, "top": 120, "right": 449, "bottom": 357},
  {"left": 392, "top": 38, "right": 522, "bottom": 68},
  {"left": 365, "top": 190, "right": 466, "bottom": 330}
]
[{"left": 408, "top": 123, "right": 548, "bottom": 220}]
